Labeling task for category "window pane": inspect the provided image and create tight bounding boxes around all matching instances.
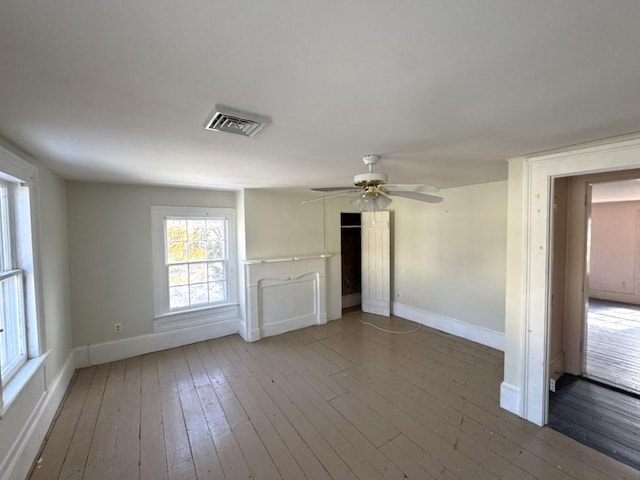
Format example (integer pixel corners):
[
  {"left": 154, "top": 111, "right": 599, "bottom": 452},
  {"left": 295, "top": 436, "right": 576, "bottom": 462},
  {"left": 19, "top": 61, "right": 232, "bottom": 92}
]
[
  {"left": 168, "top": 264, "right": 188, "bottom": 286},
  {"left": 190, "top": 283, "right": 208, "bottom": 305},
  {"left": 187, "top": 241, "right": 204, "bottom": 261},
  {"left": 169, "top": 285, "right": 189, "bottom": 308},
  {"left": 167, "top": 241, "right": 187, "bottom": 263},
  {"left": 1, "top": 273, "right": 26, "bottom": 381},
  {"left": 205, "top": 242, "right": 224, "bottom": 260},
  {"left": 206, "top": 220, "right": 225, "bottom": 242},
  {"left": 188, "top": 220, "right": 206, "bottom": 242},
  {"left": 189, "top": 263, "right": 207, "bottom": 283},
  {"left": 166, "top": 219, "right": 187, "bottom": 242},
  {"left": 209, "top": 281, "right": 226, "bottom": 302},
  {"left": 208, "top": 262, "right": 225, "bottom": 281}
]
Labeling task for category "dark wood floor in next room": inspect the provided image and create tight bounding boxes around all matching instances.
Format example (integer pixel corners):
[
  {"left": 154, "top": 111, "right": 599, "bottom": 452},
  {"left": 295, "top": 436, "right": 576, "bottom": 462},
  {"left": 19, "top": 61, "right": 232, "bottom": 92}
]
[{"left": 549, "top": 375, "right": 640, "bottom": 472}]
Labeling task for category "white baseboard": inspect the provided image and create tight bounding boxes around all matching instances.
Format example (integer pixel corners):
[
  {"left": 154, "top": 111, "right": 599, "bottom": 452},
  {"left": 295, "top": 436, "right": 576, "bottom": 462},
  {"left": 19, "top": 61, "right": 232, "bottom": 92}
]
[
  {"left": 74, "top": 319, "right": 239, "bottom": 368},
  {"left": 392, "top": 302, "right": 504, "bottom": 351},
  {"left": 500, "top": 381, "right": 522, "bottom": 417},
  {"left": 1, "top": 352, "right": 75, "bottom": 480}
]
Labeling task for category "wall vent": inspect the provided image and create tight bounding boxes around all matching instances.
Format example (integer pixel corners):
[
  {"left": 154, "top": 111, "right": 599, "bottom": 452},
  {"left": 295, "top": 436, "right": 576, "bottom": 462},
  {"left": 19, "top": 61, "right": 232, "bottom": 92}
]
[{"left": 204, "top": 105, "right": 271, "bottom": 137}]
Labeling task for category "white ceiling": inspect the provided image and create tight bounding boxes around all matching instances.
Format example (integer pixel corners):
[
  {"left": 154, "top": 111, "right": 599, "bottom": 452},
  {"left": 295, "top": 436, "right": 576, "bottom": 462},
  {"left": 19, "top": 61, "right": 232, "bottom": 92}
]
[{"left": 2, "top": 1, "right": 640, "bottom": 190}]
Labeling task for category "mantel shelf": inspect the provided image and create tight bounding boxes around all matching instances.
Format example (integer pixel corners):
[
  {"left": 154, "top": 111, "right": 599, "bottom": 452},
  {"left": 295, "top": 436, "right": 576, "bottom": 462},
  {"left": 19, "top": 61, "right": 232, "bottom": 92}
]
[{"left": 243, "top": 253, "right": 333, "bottom": 265}]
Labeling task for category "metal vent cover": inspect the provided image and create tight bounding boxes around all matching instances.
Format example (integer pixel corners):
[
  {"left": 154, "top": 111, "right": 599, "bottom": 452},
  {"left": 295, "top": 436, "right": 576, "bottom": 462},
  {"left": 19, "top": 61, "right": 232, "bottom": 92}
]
[{"left": 204, "top": 105, "right": 271, "bottom": 137}]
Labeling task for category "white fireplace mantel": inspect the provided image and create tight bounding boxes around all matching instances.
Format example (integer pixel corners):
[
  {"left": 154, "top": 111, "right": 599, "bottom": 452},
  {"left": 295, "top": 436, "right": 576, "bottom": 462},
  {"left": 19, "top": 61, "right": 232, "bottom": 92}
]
[{"left": 240, "top": 254, "right": 331, "bottom": 342}]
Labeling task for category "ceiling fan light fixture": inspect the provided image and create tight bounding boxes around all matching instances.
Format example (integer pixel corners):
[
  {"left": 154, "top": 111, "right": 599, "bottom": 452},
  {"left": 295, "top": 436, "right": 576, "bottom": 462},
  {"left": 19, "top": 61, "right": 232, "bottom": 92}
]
[
  {"left": 308, "top": 153, "right": 442, "bottom": 208},
  {"left": 351, "top": 190, "right": 392, "bottom": 212}
]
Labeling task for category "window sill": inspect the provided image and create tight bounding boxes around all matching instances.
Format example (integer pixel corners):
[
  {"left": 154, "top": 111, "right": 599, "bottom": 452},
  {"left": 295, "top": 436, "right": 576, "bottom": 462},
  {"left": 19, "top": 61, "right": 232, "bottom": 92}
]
[
  {"left": 153, "top": 303, "right": 240, "bottom": 333},
  {"left": 1, "top": 350, "right": 50, "bottom": 418}
]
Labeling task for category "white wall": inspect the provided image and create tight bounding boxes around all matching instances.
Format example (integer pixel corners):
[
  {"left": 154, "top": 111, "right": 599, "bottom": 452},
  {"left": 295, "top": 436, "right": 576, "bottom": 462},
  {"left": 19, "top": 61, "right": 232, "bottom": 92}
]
[
  {"left": 241, "top": 190, "right": 368, "bottom": 322},
  {"left": 243, "top": 189, "right": 325, "bottom": 259},
  {"left": 392, "top": 181, "right": 508, "bottom": 333},
  {"left": 38, "top": 167, "right": 73, "bottom": 377},
  {"left": 66, "top": 182, "right": 236, "bottom": 347},
  {"left": 0, "top": 142, "right": 73, "bottom": 480},
  {"left": 590, "top": 200, "right": 640, "bottom": 304},
  {"left": 317, "top": 185, "right": 509, "bottom": 332}
]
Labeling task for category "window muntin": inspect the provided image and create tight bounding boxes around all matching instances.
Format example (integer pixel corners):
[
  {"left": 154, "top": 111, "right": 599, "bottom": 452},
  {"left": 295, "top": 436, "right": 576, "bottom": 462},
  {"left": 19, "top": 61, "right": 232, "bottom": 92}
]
[{"left": 164, "top": 217, "right": 229, "bottom": 309}]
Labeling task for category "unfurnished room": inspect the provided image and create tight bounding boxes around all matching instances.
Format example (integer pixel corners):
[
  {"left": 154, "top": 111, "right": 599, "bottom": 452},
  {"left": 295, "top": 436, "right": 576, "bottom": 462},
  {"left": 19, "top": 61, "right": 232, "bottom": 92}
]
[{"left": 2, "top": 2, "right": 640, "bottom": 479}]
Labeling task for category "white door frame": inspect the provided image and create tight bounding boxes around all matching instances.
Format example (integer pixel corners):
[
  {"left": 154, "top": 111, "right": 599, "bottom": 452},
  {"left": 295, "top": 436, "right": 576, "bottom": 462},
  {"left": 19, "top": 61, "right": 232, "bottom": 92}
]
[{"left": 503, "top": 133, "right": 640, "bottom": 426}]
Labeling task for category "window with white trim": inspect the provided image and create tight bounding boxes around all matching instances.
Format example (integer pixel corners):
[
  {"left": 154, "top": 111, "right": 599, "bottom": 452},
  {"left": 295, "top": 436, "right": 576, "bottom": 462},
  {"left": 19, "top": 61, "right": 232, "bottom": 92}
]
[
  {"left": 151, "top": 206, "right": 237, "bottom": 323},
  {"left": 0, "top": 180, "right": 27, "bottom": 385},
  {"left": 0, "top": 147, "right": 43, "bottom": 412}
]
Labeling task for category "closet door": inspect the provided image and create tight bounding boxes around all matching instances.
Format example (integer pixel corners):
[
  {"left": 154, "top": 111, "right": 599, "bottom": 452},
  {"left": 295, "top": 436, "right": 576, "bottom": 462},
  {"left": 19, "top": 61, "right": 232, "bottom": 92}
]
[{"left": 361, "top": 211, "right": 390, "bottom": 316}]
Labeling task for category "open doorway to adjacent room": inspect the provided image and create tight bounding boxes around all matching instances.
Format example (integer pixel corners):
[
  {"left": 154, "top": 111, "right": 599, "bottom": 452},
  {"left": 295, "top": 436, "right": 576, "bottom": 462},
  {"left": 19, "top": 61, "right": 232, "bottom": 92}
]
[
  {"left": 548, "top": 172, "right": 640, "bottom": 471},
  {"left": 340, "top": 212, "right": 361, "bottom": 311},
  {"left": 584, "top": 179, "right": 640, "bottom": 394}
]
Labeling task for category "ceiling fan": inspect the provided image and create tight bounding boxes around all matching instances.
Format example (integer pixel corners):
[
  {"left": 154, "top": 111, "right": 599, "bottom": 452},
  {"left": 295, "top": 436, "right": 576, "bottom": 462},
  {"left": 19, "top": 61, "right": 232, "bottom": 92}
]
[{"left": 307, "top": 154, "right": 442, "bottom": 211}]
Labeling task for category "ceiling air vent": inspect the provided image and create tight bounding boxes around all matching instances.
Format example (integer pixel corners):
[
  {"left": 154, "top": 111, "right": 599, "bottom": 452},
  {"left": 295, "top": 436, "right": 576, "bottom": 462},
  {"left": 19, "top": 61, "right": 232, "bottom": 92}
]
[{"left": 204, "top": 105, "right": 271, "bottom": 137}]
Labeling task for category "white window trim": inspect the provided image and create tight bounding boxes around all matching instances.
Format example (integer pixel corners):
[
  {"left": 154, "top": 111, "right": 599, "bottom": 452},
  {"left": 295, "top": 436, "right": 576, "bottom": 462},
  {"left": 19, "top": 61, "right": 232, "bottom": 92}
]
[
  {"left": 0, "top": 144, "right": 45, "bottom": 413},
  {"left": 151, "top": 206, "right": 238, "bottom": 331}
]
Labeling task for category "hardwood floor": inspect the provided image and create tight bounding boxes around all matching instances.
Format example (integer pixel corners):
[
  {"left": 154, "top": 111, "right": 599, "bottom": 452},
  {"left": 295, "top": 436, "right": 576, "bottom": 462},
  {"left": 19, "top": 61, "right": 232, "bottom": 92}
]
[
  {"left": 29, "top": 311, "right": 638, "bottom": 479},
  {"left": 549, "top": 375, "right": 640, "bottom": 472},
  {"left": 586, "top": 299, "right": 640, "bottom": 394}
]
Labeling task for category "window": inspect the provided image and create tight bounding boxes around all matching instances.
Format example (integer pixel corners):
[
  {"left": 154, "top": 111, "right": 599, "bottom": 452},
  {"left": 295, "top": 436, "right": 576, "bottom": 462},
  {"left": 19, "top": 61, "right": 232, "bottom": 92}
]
[
  {"left": 151, "top": 206, "right": 237, "bottom": 326},
  {"left": 165, "top": 217, "right": 228, "bottom": 309},
  {"left": 0, "top": 146, "right": 44, "bottom": 412},
  {"left": 0, "top": 181, "right": 27, "bottom": 384}
]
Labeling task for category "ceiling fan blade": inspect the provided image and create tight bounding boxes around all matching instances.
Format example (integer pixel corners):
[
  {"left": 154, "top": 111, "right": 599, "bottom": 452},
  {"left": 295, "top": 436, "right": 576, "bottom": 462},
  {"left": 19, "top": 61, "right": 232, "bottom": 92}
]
[
  {"left": 387, "top": 190, "right": 443, "bottom": 204},
  {"left": 301, "top": 191, "right": 357, "bottom": 204},
  {"left": 310, "top": 186, "right": 358, "bottom": 192},
  {"left": 385, "top": 184, "right": 439, "bottom": 194}
]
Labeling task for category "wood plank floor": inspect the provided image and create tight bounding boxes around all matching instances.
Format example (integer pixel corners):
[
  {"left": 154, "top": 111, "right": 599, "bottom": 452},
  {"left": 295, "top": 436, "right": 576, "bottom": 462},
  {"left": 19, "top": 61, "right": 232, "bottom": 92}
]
[
  {"left": 586, "top": 299, "right": 640, "bottom": 394},
  {"left": 549, "top": 375, "right": 640, "bottom": 472},
  {"left": 29, "top": 310, "right": 639, "bottom": 479}
]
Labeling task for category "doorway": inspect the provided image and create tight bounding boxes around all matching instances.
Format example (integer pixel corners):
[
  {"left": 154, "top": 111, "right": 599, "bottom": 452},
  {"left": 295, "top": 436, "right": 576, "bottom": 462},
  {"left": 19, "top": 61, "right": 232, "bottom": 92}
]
[
  {"left": 547, "top": 173, "right": 640, "bottom": 470},
  {"left": 503, "top": 134, "right": 640, "bottom": 428},
  {"left": 339, "top": 210, "right": 392, "bottom": 315},
  {"left": 584, "top": 179, "right": 640, "bottom": 394},
  {"left": 548, "top": 169, "right": 640, "bottom": 384},
  {"left": 340, "top": 212, "right": 361, "bottom": 310}
]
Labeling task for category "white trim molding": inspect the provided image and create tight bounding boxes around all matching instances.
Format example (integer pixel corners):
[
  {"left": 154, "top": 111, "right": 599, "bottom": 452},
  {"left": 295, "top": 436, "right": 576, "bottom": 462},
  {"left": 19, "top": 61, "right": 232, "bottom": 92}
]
[
  {"left": 504, "top": 132, "right": 640, "bottom": 426},
  {"left": 74, "top": 319, "right": 238, "bottom": 368},
  {"left": 153, "top": 304, "right": 240, "bottom": 333},
  {"left": 1, "top": 352, "right": 50, "bottom": 416},
  {"left": 392, "top": 302, "right": 504, "bottom": 351},
  {"left": 499, "top": 382, "right": 522, "bottom": 416},
  {"left": 0, "top": 352, "right": 75, "bottom": 480}
]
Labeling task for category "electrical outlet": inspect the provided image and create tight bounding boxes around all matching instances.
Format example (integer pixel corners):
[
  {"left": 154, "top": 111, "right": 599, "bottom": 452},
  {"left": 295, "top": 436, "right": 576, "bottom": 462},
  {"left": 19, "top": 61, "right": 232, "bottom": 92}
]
[{"left": 114, "top": 323, "right": 122, "bottom": 334}]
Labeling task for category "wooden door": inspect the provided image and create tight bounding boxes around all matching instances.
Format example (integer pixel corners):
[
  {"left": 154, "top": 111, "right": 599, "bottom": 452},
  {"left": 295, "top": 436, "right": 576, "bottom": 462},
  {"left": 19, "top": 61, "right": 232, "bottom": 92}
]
[{"left": 361, "top": 211, "right": 390, "bottom": 316}]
